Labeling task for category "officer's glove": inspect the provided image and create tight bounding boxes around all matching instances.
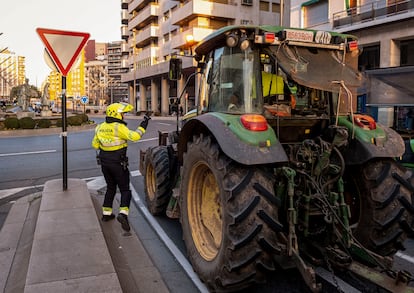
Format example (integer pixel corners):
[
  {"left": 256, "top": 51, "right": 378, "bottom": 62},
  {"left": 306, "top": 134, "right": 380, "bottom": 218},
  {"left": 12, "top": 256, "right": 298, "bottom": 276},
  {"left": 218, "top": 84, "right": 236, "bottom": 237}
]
[{"left": 139, "top": 114, "right": 151, "bottom": 130}]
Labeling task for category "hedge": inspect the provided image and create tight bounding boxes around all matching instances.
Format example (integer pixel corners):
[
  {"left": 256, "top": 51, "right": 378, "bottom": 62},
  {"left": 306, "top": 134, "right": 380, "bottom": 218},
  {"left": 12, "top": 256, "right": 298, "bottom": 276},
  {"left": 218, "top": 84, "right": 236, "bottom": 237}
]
[
  {"left": 19, "top": 117, "right": 36, "bottom": 129},
  {"left": 4, "top": 117, "right": 19, "bottom": 129},
  {"left": 67, "top": 115, "right": 83, "bottom": 126},
  {"left": 37, "top": 119, "right": 51, "bottom": 128}
]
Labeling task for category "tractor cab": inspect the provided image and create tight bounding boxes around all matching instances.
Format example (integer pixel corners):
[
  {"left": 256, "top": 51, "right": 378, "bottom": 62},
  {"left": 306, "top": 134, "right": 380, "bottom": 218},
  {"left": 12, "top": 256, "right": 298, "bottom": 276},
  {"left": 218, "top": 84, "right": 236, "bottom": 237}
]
[{"left": 192, "top": 26, "right": 363, "bottom": 143}]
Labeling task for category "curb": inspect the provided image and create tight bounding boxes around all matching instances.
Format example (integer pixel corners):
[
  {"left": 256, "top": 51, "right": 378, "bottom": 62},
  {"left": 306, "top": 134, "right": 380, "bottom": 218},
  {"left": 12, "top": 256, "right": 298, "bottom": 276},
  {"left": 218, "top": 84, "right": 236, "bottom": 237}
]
[{"left": 0, "top": 124, "right": 96, "bottom": 138}]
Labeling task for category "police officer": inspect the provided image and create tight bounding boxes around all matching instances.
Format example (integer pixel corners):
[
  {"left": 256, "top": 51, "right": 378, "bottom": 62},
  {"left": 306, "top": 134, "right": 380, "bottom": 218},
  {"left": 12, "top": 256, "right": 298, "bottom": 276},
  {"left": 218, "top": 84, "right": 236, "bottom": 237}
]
[{"left": 92, "top": 102, "right": 150, "bottom": 232}]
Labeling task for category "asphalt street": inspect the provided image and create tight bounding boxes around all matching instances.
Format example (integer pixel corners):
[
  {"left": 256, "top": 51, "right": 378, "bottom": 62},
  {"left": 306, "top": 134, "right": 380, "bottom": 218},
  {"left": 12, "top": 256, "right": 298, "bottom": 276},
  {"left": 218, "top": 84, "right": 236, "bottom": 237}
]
[{"left": 1, "top": 114, "right": 414, "bottom": 292}]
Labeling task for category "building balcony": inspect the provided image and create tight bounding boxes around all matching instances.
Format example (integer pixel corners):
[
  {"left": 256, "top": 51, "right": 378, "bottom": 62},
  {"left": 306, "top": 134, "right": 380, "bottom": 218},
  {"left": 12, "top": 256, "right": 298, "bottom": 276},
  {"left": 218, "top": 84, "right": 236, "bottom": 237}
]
[
  {"left": 121, "top": 25, "right": 129, "bottom": 40},
  {"left": 121, "top": 70, "right": 136, "bottom": 82},
  {"left": 135, "top": 25, "right": 159, "bottom": 47},
  {"left": 122, "top": 0, "right": 129, "bottom": 10},
  {"left": 171, "top": 26, "right": 214, "bottom": 50},
  {"left": 121, "top": 42, "right": 129, "bottom": 55},
  {"left": 128, "top": 4, "right": 159, "bottom": 31},
  {"left": 135, "top": 46, "right": 158, "bottom": 63},
  {"left": 128, "top": 0, "right": 152, "bottom": 14},
  {"left": 333, "top": 0, "right": 414, "bottom": 29},
  {"left": 121, "top": 59, "right": 129, "bottom": 68},
  {"left": 121, "top": 10, "right": 129, "bottom": 25},
  {"left": 171, "top": 0, "right": 236, "bottom": 26},
  {"left": 136, "top": 61, "right": 169, "bottom": 80},
  {"left": 161, "top": 18, "right": 179, "bottom": 36},
  {"left": 127, "top": 55, "right": 135, "bottom": 68},
  {"left": 128, "top": 38, "right": 136, "bottom": 48}
]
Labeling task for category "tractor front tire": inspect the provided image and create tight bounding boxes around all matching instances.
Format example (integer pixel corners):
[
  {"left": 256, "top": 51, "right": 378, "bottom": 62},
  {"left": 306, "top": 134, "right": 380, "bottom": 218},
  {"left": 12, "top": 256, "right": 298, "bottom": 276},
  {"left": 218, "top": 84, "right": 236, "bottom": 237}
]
[{"left": 144, "top": 146, "right": 173, "bottom": 215}]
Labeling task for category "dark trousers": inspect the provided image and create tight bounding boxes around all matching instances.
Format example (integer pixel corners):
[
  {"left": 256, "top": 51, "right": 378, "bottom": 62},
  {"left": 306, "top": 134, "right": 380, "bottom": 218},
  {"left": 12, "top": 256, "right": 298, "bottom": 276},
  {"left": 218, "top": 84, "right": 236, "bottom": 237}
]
[{"left": 101, "top": 162, "right": 132, "bottom": 210}]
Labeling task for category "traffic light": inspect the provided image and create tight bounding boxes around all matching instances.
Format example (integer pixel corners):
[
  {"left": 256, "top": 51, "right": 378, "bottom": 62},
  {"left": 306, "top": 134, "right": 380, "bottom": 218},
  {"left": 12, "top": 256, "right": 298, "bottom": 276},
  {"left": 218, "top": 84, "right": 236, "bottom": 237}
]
[{"left": 169, "top": 58, "right": 182, "bottom": 81}]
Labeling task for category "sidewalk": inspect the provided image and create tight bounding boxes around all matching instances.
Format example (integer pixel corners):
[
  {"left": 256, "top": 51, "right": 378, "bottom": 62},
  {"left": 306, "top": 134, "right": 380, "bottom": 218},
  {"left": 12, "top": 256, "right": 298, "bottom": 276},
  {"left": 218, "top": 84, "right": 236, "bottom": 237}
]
[{"left": 0, "top": 178, "right": 170, "bottom": 293}]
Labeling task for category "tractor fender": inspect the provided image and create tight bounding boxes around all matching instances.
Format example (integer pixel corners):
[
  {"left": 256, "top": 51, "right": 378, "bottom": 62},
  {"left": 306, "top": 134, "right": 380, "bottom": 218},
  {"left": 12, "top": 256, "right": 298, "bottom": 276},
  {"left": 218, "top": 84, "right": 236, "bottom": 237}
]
[
  {"left": 178, "top": 114, "right": 288, "bottom": 166},
  {"left": 342, "top": 124, "right": 405, "bottom": 165}
]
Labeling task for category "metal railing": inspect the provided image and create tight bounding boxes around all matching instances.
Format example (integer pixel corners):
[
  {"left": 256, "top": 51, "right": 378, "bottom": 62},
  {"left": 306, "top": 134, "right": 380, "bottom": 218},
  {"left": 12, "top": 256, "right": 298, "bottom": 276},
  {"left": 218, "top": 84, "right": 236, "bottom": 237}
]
[{"left": 333, "top": 0, "right": 414, "bottom": 28}]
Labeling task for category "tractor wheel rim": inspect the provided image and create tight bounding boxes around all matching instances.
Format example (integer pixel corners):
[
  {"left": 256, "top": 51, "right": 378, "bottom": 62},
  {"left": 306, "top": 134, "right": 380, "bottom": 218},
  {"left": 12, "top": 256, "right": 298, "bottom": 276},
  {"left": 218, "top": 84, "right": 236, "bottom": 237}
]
[
  {"left": 146, "top": 164, "right": 156, "bottom": 201},
  {"left": 188, "top": 162, "right": 222, "bottom": 261}
]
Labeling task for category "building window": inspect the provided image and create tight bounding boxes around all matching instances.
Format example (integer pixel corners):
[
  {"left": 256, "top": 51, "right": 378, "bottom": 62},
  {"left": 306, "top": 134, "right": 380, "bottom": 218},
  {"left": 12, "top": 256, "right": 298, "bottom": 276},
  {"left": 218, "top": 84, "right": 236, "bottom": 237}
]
[
  {"left": 260, "top": 1, "right": 269, "bottom": 11},
  {"left": 272, "top": 3, "right": 280, "bottom": 13},
  {"left": 241, "top": 0, "right": 253, "bottom": 6},
  {"left": 302, "top": 0, "right": 328, "bottom": 27},
  {"left": 164, "top": 33, "right": 170, "bottom": 43},
  {"left": 358, "top": 44, "right": 380, "bottom": 71},
  {"left": 401, "top": 39, "right": 414, "bottom": 66}
]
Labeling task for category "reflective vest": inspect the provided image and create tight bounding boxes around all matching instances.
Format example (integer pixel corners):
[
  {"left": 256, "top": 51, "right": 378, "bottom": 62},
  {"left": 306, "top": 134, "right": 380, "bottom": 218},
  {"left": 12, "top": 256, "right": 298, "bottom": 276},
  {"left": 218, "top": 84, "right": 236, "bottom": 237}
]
[
  {"left": 91, "top": 122, "right": 145, "bottom": 151},
  {"left": 262, "top": 71, "right": 285, "bottom": 96}
]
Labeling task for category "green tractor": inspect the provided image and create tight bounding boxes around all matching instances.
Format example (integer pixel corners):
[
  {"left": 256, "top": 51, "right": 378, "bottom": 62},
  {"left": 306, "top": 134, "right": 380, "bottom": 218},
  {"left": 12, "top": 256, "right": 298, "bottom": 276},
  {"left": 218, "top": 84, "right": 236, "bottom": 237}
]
[{"left": 141, "top": 25, "right": 414, "bottom": 292}]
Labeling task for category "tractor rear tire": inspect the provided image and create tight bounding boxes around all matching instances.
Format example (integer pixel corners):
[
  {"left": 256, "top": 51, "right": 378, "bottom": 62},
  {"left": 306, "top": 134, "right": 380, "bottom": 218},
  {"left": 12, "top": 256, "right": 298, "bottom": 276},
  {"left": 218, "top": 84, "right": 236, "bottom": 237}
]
[
  {"left": 144, "top": 146, "right": 173, "bottom": 215},
  {"left": 180, "top": 134, "right": 282, "bottom": 292},
  {"left": 348, "top": 158, "right": 414, "bottom": 256}
]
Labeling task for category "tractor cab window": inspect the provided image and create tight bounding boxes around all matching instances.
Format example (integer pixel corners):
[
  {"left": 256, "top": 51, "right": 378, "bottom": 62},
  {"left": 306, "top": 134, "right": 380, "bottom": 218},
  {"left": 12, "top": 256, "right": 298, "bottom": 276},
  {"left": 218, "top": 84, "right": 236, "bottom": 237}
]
[
  {"left": 266, "top": 44, "right": 362, "bottom": 116},
  {"left": 206, "top": 46, "right": 262, "bottom": 114},
  {"left": 260, "top": 52, "right": 297, "bottom": 116},
  {"left": 260, "top": 50, "right": 334, "bottom": 117}
]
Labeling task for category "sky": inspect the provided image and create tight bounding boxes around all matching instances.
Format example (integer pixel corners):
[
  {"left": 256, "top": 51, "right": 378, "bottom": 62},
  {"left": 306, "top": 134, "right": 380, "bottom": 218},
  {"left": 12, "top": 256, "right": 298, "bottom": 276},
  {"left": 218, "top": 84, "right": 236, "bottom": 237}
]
[{"left": 0, "top": 0, "right": 121, "bottom": 88}]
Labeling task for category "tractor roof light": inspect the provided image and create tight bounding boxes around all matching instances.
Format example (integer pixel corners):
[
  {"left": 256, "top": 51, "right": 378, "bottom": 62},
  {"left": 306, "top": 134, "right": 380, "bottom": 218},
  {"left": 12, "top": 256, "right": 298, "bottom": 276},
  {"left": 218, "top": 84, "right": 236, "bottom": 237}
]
[
  {"left": 239, "top": 35, "right": 250, "bottom": 51},
  {"left": 226, "top": 33, "right": 239, "bottom": 48},
  {"left": 240, "top": 114, "right": 268, "bottom": 131}
]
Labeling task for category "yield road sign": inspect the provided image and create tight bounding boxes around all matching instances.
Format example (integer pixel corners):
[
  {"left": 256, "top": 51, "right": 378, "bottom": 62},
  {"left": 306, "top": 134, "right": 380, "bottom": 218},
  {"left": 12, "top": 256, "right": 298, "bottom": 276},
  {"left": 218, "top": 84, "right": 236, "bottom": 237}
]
[{"left": 36, "top": 28, "right": 90, "bottom": 76}]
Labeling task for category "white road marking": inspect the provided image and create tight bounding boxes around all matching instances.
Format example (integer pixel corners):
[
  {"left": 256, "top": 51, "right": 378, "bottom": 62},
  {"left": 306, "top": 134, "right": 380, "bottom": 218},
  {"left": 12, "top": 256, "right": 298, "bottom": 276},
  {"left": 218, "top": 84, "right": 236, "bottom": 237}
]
[
  {"left": 0, "top": 149, "right": 56, "bottom": 157},
  {"left": 86, "top": 176, "right": 107, "bottom": 191},
  {"left": 130, "top": 170, "right": 141, "bottom": 177},
  {"left": 0, "top": 184, "right": 44, "bottom": 200},
  {"left": 396, "top": 251, "right": 414, "bottom": 264},
  {"left": 85, "top": 170, "right": 142, "bottom": 192},
  {"left": 0, "top": 187, "right": 26, "bottom": 199}
]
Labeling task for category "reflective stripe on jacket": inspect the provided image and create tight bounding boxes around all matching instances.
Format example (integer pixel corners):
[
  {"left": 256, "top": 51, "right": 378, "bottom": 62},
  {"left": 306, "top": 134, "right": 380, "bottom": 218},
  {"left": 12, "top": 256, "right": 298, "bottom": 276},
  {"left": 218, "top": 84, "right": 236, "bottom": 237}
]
[{"left": 91, "top": 122, "right": 145, "bottom": 151}]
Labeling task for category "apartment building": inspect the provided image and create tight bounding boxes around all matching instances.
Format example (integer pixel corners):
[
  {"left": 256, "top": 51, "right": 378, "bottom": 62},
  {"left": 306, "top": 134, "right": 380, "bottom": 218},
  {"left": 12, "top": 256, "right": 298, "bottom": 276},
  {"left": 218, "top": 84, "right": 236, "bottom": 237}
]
[
  {"left": 83, "top": 40, "right": 129, "bottom": 106},
  {"left": 290, "top": 0, "right": 414, "bottom": 129},
  {"left": 0, "top": 50, "right": 25, "bottom": 101},
  {"left": 121, "top": 0, "right": 288, "bottom": 115},
  {"left": 108, "top": 41, "right": 129, "bottom": 103},
  {"left": 85, "top": 59, "right": 108, "bottom": 107}
]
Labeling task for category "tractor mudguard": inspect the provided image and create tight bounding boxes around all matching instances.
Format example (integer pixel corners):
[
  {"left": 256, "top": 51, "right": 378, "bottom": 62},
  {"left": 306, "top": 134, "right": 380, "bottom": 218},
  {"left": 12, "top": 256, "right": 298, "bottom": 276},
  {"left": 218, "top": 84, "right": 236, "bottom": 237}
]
[
  {"left": 341, "top": 122, "right": 405, "bottom": 165},
  {"left": 178, "top": 113, "right": 288, "bottom": 165}
]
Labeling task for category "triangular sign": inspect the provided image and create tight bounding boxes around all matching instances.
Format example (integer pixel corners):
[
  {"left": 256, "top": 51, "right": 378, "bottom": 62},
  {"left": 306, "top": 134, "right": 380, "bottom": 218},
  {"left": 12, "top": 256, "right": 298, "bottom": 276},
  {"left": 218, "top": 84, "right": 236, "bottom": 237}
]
[{"left": 36, "top": 28, "right": 90, "bottom": 76}]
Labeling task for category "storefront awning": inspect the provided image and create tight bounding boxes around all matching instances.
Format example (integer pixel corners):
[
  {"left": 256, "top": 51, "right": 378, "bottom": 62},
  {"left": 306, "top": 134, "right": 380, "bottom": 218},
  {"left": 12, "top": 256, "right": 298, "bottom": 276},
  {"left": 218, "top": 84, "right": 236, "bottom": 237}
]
[
  {"left": 301, "top": 0, "right": 320, "bottom": 7},
  {"left": 365, "top": 66, "right": 414, "bottom": 107}
]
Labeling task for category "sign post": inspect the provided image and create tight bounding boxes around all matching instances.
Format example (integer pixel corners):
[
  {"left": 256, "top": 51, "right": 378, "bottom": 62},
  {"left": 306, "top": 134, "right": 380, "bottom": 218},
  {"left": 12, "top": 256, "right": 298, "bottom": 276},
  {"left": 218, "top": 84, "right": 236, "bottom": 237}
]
[
  {"left": 37, "top": 28, "right": 90, "bottom": 190},
  {"left": 80, "top": 96, "right": 89, "bottom": 114}
]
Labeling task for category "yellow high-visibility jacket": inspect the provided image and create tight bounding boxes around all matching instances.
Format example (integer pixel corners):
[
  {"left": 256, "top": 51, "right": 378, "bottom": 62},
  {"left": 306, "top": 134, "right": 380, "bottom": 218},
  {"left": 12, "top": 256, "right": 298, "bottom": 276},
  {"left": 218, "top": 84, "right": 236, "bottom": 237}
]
[
  {"left": 92, "top": 121, "right": 145, "bottom": 151},
  {"left": 262, "top": 71, "right": 285, "bottom": 96}
]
